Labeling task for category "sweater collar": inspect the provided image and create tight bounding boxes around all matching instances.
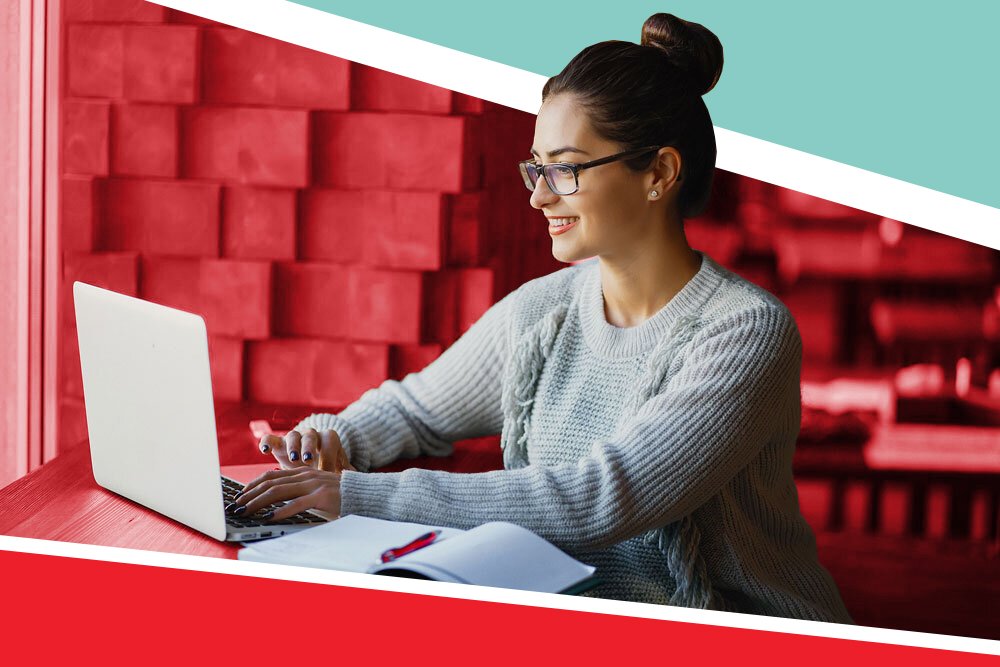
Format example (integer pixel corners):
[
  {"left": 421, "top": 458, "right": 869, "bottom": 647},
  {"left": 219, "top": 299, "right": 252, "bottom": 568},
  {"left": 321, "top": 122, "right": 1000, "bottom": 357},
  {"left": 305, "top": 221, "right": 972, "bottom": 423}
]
[{"left": 578, "top": 250, "right": 725, "bottom": 358}]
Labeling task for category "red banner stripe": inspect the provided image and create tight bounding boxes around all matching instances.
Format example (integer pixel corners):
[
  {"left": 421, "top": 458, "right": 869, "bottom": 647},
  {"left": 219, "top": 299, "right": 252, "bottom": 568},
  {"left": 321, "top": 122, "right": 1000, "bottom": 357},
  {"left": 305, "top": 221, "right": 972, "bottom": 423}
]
[{"left": 1, "top": 549, "right": 995, "bottom": 665}]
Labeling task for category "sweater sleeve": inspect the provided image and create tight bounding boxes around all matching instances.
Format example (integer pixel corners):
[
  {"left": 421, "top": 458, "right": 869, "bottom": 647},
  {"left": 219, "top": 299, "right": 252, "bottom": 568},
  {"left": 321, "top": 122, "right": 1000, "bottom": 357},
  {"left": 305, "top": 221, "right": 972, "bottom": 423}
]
[
  {"left": 339, "top": 305, "right": 802, "bottom": 552},
  {"left": 291, "top": 290, "right": 514, "bottom": 472}
]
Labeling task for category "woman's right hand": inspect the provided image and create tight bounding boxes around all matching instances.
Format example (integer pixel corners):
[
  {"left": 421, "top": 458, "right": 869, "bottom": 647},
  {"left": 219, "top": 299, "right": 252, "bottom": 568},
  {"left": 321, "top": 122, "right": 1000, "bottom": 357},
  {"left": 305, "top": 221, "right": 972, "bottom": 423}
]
[{"left": 258, "top": 428, "right": 355, "bottom": 474}]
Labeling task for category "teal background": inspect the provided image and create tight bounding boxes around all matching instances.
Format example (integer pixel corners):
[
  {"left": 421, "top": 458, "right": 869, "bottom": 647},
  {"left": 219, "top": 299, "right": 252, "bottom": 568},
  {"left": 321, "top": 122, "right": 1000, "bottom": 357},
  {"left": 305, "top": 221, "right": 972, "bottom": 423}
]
[{"left": 292, "top": 0, "right": 999, "bottom": 210}]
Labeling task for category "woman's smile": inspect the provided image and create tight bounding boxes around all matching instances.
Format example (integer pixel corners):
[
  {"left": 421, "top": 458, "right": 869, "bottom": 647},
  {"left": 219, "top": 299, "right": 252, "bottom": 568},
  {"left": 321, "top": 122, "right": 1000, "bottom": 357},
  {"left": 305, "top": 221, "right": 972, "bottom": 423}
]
[{"left": 547, "top": 215, "right": 580, "bottom": 235}]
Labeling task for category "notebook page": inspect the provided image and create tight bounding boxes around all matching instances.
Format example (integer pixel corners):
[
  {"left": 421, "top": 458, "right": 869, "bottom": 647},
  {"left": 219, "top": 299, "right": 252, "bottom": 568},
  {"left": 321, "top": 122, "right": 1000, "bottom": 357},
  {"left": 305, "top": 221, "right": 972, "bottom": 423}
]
[
  {"left": 238, "top": 515, "right": 463, "bottom": 572},
  {"left": 385, "top": 522, "right": 596, "bottom": 593}
]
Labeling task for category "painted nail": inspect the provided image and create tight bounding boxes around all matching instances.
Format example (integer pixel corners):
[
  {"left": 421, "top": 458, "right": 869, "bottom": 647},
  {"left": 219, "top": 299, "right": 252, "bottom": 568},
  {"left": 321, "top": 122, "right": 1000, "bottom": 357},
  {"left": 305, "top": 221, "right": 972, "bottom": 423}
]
[
  {"left": 302, "top": 452, "right": 312, "bottom": 462},
  {"left": 289, "top": 451, "right": 299, "bottom": 462},
  {"left": 261, "top": 511, "right": 274, "bottom": 520},
  {"left": 261, "top": 444, "right": 270, "bottom": 453},
  {"left": 233, "top": 505, "right": 247, "bottom": 515},
  {"left": 233, "top": 491, "right": 243, "bottom": 501},
  {"left": 224, "top": 502, "right": 237, "bottom": 513}
]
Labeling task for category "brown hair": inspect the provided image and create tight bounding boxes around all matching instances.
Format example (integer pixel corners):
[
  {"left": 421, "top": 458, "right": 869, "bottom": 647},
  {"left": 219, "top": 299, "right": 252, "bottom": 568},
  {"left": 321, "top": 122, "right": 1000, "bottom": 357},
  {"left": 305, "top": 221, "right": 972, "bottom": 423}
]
[{"left": 541, "top": 13, "right": 724, "bottom": 220}]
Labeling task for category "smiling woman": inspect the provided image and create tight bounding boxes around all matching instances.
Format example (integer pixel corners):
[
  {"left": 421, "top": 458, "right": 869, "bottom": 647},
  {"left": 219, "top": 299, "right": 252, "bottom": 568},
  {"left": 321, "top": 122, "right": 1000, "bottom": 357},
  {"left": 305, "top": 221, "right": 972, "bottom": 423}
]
[{"left": 237, "top": 12, "right": 855, "bottom": 624}]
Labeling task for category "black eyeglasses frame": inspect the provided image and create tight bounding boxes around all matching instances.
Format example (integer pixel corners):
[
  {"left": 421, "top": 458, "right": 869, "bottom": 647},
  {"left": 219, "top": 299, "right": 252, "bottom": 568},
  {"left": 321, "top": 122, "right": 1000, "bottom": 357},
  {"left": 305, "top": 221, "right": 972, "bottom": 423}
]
[{"left": 518, "top": 145, "right": 667, "bottom": 195}]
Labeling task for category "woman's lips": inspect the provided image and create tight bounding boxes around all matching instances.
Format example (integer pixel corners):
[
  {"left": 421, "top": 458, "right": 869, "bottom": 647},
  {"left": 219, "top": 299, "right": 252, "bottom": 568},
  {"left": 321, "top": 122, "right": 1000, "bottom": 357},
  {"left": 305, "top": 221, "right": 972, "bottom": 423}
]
[{"left": 547, "top": 216, "right": 579, "bottom": 236}]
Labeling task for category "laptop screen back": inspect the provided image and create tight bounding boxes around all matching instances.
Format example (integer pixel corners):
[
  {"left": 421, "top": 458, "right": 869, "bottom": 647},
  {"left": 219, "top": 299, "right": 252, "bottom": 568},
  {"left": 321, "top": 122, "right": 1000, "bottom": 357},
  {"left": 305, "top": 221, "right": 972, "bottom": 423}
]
[{"left": 73, "top": 281, "right": 228, "bottom": 540}]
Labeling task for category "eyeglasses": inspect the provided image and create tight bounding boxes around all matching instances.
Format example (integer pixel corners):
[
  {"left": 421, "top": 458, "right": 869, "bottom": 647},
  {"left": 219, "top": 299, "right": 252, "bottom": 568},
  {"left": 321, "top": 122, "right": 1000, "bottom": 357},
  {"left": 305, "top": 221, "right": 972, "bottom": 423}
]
[{"left": 518, "top": 146, "right": 663, "bottom": 196}]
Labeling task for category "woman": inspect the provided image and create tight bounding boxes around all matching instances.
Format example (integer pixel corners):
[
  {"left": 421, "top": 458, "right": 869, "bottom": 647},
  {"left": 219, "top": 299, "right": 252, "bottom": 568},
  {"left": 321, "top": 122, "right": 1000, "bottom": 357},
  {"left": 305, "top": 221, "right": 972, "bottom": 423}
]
[{"left": 232, "top": 13, "right": 854, "bottom": 623}]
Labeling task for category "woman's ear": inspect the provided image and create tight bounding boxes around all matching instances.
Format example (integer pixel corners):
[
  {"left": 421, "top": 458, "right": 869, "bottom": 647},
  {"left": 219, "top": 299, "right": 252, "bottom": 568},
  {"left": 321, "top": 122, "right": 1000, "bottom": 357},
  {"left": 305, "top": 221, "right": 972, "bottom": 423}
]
[{"left": 648, "top": 147, "right": 683, "bottom": 199}]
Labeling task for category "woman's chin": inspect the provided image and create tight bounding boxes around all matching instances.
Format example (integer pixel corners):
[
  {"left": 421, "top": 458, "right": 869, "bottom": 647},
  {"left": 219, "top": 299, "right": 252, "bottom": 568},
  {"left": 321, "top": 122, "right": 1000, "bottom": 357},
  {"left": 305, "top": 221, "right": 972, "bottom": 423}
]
[
  {"left": 551, "top": 246, "right": 580, "bottom": 264},
  {"left": 551, "top": 240, "right": 585, "bottom": 264}
]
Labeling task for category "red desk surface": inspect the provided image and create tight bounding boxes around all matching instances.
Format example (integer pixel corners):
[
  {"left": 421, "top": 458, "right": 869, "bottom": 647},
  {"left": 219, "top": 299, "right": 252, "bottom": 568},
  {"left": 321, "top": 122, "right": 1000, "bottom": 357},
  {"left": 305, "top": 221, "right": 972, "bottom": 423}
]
[
  {"left": 0, "top": 443, "right": 274, "bottom": 559},
  {"left": 0, "top": 424, "right": 502, "bottom": 560},
  {"left": 3, "top": 440, "right": 1000, "bottom": 639}
]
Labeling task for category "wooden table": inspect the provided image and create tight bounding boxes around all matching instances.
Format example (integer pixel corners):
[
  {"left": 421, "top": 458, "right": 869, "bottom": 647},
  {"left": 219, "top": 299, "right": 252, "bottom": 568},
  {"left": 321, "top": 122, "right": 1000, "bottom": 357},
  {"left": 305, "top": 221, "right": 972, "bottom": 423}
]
[
  {"left": 0, "top": 442, "right": 267, "bottom": 558},
  {"left": 3, "top": 435, "right": 999, "bottom": 640},
  {"left": 0, "top": 432, "right": 503, "bottom": 557}
]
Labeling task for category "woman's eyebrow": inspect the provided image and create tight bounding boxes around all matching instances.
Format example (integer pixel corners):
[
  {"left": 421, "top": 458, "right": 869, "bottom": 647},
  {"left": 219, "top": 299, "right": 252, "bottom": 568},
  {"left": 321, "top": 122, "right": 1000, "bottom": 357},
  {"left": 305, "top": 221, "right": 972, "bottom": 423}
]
[{"left": 529, "top": 146, "right": 591, "bottom": 158}]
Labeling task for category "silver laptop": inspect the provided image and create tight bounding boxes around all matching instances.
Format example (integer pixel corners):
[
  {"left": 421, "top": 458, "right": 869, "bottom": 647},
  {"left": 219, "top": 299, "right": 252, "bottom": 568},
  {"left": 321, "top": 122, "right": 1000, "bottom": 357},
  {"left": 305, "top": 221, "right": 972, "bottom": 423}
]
[{"left": 73, "top": 281, "right": 327, "bottom": 542}]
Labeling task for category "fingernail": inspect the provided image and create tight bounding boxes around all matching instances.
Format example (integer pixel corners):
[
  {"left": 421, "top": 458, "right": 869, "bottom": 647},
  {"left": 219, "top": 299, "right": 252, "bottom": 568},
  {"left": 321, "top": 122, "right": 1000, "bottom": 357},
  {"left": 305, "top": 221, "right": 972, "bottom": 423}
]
[
  {"left": 302, "top": 452, "right": 312, "bottom": 462},
  {"left": 224, "top": 502, "right": 237, "bottom": 512},
  {"left": 233, "top": 491, "right": 243, "bottom": 501},
  {"left": 233, "top": 505, "right": 246, "bottom": 515},
  {"left": 260, "top": 444, "right": 270, "bottom": 453},
  {"left": 261, "top": 511, "right": 274, "bottom": 520},
  {"left": 289, "top": 451, "right": 299, "bottom": 462}
]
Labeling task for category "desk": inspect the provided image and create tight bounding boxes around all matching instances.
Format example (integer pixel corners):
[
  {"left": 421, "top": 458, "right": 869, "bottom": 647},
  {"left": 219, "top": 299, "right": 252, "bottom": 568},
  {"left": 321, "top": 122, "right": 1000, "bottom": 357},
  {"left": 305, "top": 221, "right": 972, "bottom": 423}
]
[
  {"left": 0, "top": 442, "right": 270, "bottom": 558},
  {"left": 3, "top": 436, "right": 999, "bottom": 640},
  {"left": 0, "top": 433, "right": 501, "bottom": 556}
]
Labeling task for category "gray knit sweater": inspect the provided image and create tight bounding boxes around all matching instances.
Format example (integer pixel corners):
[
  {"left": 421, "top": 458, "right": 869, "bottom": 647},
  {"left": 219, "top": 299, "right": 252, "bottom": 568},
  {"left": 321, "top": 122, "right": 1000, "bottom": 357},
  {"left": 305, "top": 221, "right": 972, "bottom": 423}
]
[{"left": 295, "top": 251, "right": 854, "bottom": 624}]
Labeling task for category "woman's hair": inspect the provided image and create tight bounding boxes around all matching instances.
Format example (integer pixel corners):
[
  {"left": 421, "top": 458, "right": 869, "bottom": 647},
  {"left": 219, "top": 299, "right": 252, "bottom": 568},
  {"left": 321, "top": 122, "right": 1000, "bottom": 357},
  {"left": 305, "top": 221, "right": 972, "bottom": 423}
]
[{"left": 542, "top": 13, "right": 724, "bottom": 220}]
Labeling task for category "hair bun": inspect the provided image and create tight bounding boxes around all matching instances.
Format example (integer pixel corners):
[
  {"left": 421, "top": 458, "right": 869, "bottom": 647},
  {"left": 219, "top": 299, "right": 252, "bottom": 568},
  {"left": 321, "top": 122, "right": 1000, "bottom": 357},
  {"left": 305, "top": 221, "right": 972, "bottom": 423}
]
[{"left": 641, "top": 13, "right": 724, "bottom": 96}]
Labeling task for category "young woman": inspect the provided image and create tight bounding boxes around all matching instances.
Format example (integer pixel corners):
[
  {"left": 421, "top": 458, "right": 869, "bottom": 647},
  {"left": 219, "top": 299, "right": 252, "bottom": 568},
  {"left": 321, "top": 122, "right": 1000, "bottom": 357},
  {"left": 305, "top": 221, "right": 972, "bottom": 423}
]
[{"left": 233, "top": 13, "right": 854, "bottom": 623}]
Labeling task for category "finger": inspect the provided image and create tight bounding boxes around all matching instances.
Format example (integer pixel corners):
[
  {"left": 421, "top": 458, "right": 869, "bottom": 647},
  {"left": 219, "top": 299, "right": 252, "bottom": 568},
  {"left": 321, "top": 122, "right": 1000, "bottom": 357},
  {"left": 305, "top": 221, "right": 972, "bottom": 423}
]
[
  {"left": 239, "top": 479, "right": 321, "bottom": 515},
  {"left": 238, "top": 467, "right": 312, "bottom": 501},
  {"left": 284, "top": 430, "right": 303, "bottom": 465},
  {"left": 318, "top": 429, "right": 354, "bottom": 473},
  {"left": 258, "top": 434, "right": 283, "bottom": 458},
  {"left": 232, "top": 475, "right": 313, "bottom": 515},
  {"left": 265, "top": 492, "right": 321, "bottom": 522},
  {"left": 300, "top": 428, "right": 319, "bottom": 466},
  {"left": 267, "top": 486, "right": 338, "bottom": 522},
  {"left": 258, "top": 433, "right": 294, "bottom": 469}
]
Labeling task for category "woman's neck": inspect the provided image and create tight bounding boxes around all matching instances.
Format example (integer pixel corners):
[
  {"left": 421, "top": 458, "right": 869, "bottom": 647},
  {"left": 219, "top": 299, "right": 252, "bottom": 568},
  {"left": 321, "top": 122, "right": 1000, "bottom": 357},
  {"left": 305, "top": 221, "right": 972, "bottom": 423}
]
[{"left": 598, "top": 234, "right": 702, "bottom": 329}]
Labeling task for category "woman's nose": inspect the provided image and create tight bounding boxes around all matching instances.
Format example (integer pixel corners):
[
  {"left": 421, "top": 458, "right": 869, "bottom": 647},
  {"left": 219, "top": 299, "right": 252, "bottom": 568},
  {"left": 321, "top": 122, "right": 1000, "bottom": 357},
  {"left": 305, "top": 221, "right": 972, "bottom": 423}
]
[
  {"left": 528, "top": 174, "right": 559, "bottom": 209},
  {"left": 529, "top": 175, "right": 559, "bottom": 209}
]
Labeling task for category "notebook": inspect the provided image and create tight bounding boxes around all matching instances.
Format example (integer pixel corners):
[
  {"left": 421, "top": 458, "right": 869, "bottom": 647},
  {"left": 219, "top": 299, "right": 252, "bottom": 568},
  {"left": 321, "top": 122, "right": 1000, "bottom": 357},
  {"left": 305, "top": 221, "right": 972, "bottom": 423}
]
[{"left": 238, "top": 515, "right": 601, "bottom": 595}]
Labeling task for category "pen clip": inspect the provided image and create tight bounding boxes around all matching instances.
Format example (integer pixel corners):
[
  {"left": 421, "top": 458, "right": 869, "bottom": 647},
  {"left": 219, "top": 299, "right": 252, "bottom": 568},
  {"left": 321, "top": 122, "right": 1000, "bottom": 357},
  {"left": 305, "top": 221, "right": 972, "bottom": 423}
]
[{"left": 380, "top": 530, "right": 442, "bottom": 563}]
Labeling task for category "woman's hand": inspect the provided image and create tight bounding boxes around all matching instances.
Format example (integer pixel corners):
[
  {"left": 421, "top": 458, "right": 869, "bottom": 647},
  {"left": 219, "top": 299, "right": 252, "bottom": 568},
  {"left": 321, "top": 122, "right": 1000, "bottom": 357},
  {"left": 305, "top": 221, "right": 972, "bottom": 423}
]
[
  {"left": 233, "top": 468, "right": 343, "bottom": 521},
  {"left": 258, "top": 427, "right": 355, "bottom": 474}
]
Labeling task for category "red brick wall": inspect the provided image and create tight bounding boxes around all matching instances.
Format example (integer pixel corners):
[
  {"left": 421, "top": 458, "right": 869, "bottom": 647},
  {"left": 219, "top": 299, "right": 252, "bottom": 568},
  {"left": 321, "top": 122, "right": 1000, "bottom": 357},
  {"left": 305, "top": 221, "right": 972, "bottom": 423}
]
[
  {"left": 56, "top": 1, "right": 563, "bottom": 453},
  {"left": 57, "top": 0, "right": 998, "bottom": 466}
]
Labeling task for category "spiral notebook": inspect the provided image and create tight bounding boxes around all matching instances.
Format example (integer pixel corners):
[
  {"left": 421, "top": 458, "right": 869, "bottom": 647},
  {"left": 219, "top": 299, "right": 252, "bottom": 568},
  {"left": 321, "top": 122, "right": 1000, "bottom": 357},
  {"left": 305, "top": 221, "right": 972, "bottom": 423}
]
[{"left": 238, "top": 515, "right": 600, "bottom": 595}]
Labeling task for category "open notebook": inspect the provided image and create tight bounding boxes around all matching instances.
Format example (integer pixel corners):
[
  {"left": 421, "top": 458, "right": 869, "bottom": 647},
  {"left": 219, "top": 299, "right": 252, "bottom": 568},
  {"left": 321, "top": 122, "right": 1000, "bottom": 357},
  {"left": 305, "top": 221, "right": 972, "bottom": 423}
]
[{"left": 238, "top": 515, "right": 600, "bottom": 595}]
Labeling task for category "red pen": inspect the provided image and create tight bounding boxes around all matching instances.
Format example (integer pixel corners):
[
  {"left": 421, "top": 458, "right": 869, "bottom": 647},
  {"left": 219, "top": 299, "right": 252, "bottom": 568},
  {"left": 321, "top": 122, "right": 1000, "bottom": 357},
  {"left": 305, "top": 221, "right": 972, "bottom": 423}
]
[{"left": 380, "top": 530, "right": 442, "bottom": 563}]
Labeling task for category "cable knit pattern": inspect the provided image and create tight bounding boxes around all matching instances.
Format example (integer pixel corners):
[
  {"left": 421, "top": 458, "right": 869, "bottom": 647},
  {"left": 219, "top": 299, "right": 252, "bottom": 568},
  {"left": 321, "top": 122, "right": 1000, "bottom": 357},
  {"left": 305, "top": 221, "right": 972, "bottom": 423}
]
[
  {"left": 627, "top": 312, "right": 722, "bottom": 610},
  {"left": 500, "top": 304, "right": 568, "bottom": 470},
  {"left": 294, "top": 251, "right": 854, "bottom": 624}
]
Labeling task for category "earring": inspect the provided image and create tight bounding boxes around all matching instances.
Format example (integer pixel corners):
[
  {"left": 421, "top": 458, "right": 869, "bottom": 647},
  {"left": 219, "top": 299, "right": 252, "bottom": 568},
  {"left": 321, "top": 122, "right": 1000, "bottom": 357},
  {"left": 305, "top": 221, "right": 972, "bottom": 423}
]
[{"left": 649, "top": 190, "right": 659, "bottom": 199}]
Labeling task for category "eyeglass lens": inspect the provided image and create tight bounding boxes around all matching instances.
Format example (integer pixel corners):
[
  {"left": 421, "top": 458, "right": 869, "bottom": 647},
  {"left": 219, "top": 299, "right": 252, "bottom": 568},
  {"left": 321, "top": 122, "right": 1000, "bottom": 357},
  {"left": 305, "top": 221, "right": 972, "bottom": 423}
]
[{"left": 521, "top": 163, "right": 577, "bottom": 195}]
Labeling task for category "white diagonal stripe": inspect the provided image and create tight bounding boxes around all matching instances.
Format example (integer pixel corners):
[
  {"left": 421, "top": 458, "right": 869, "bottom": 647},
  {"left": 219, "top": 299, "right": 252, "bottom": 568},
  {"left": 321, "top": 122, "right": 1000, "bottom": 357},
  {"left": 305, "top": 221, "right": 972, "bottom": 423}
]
[{"left": 145, "top": 0, "right": 999, "bottom": 251}]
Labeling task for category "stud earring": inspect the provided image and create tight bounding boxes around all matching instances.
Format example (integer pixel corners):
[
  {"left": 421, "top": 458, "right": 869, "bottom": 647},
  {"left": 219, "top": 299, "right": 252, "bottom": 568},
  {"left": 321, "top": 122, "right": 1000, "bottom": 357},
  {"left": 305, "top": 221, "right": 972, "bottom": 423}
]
[{"left": 649, "top": 190, "right": 659, "bottom": 199}]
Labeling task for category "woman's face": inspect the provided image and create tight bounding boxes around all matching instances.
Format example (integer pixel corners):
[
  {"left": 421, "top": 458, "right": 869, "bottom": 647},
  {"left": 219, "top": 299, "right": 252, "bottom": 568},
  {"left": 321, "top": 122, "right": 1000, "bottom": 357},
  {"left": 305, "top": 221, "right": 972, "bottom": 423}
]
[{"left": 528, "top": 93, "right": 666, "bottom": 264}]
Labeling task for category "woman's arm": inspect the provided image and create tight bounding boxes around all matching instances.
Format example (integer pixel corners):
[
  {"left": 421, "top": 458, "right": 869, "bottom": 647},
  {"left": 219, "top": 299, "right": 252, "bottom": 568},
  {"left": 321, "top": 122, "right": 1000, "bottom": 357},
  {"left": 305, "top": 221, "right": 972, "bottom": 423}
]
[
  {"left": 291, "top": 290, "right": 515, "bottom": 472},
  {"left": 339, "top": 305, "right": 802, "bottom": 552}
]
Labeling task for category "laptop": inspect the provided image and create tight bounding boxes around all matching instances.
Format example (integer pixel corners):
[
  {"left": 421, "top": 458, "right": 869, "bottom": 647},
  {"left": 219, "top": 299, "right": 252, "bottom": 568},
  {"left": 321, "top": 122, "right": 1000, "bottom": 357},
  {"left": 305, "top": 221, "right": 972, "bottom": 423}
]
[{"left": 73, "top": 281, "right": 327, "bottom": 542}]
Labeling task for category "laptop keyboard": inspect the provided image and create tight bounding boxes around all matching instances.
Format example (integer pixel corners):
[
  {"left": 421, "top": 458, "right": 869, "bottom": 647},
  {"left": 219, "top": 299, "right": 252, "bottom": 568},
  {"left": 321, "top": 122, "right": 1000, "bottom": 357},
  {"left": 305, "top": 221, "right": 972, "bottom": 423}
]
[{"left": 221, "top": 476, "right": 326, "bottom": 527}]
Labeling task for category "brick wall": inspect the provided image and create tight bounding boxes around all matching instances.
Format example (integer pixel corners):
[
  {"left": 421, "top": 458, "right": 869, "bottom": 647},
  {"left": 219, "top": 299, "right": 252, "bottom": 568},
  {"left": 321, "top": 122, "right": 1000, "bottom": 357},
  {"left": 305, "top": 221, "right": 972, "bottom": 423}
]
[
  {"left": 58, "top": 0, "right": 999, "bottom": 466},
  {"left": 56, "top": 1, "right": 564, "bottom": 453}
]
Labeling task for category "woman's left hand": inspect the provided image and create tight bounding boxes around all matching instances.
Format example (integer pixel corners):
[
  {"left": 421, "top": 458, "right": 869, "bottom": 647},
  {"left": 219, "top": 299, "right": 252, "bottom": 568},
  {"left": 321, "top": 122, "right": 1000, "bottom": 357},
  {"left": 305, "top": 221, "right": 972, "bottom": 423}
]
[{"left": 232, "top": 468, "right": 343, "bottom": 521}]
